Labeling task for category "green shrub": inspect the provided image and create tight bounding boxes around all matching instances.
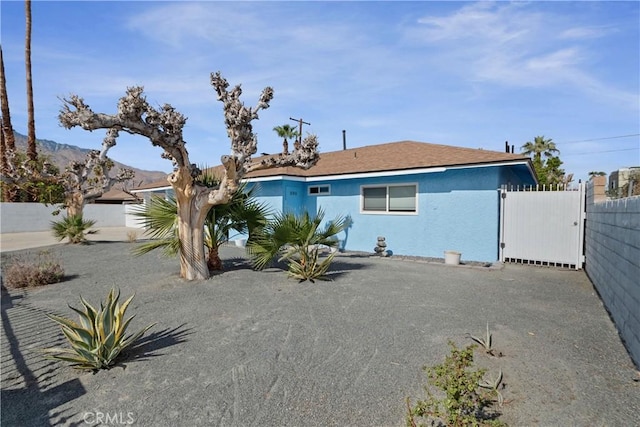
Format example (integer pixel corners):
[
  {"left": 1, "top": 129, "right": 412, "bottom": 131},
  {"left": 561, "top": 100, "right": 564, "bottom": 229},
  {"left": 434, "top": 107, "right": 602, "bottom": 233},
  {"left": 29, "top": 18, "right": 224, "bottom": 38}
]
[
  {"left": 406, "top": 341, "right": 505, "bottom": 427},
  {"left": 44, "top": 288, "right": 154, "bottom": 371},
  {"left": 247, "top": 209, "right": 346, "bottom": 282},
  {"left": 51, "top": 214, "right": 97, "bottom": 244},
  {"left": 3, "top": 250, "right": 64, "bottom": 289}
]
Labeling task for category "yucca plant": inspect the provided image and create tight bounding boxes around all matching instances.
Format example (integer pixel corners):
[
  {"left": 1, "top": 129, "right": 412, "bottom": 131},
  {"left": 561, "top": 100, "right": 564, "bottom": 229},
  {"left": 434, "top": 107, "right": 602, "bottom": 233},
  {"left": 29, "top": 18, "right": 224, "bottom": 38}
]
[
  {"left": 43, "top": 288, "right": 154, "bottom": 371},
  {"left": 248, "top": 209, "right": 347, "bottom": 282},
  {"left": 51, "top": 214, "right": 97, "bottom": 244}
]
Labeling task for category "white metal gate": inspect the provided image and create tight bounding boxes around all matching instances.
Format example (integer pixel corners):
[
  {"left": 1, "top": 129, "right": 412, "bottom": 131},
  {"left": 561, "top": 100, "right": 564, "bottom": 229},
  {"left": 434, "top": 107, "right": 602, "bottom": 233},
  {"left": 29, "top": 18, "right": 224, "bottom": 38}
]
[{"left": 499, "top": 183, "right": 586, "bottom": 269}]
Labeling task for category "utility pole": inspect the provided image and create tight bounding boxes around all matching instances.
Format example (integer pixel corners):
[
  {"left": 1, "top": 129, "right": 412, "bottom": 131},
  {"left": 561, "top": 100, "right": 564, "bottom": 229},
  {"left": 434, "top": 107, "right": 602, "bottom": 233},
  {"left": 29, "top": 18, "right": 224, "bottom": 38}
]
[{"left": 289, "top": 117, "right": 310, "bottom": 149}]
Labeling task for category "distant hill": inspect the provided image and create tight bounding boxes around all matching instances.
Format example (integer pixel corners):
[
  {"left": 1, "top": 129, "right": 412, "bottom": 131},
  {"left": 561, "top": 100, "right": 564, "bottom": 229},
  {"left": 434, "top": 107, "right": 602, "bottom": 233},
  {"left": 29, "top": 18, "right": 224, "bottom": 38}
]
[{"left": 12, "top": 132, "right": 168, "bottom": 187}]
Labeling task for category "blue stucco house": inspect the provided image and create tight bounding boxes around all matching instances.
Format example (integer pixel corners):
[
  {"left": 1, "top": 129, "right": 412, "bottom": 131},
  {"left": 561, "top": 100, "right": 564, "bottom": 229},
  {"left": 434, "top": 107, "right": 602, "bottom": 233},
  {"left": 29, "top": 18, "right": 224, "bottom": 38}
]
[
  {"left": 130, "top": 140, "right": 536, "bottom": 262},
  {"left": 241, "top": 141, "right": 536, "bottom": 262}
]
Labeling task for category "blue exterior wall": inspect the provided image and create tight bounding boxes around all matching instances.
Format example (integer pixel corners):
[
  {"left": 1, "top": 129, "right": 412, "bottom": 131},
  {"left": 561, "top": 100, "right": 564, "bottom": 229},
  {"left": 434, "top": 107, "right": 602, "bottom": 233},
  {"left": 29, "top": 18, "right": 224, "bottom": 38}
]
[{"left": 249, "top": 165, "right": 533, "bottom": 262}]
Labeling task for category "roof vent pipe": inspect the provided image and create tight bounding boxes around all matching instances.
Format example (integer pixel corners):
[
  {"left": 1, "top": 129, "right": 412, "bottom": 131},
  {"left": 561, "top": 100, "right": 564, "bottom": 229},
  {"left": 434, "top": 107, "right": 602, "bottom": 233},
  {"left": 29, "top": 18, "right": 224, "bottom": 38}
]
[{"left": 342, "top": 130, "right": 347, "bottom": 150}]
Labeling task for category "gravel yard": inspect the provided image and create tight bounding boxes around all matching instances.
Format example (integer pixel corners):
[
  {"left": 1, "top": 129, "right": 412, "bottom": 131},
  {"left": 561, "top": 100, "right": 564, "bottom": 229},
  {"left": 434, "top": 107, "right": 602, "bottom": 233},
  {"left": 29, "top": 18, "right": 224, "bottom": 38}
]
[{"left": 1, "top": 241, "right": 638, "bottom": 426}]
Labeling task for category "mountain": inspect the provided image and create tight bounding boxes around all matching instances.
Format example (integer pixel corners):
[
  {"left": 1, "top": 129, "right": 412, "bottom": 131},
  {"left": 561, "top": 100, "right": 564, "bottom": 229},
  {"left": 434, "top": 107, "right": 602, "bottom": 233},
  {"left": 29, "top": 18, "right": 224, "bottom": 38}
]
[{"left": 12, "top": 132, "right": 168, "bottom": 186}]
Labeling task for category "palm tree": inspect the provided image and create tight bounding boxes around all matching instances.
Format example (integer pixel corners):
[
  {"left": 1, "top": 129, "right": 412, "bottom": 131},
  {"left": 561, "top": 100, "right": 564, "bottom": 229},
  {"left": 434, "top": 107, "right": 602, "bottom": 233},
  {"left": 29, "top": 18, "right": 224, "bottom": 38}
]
[
  {"left": 247, "top": 209, "right": 347, "bottom": 282},
  {"left": 131, "top": 182, "right": 269, "bottom": 271},
  {"left": 25, "top": 0, "right": 37, "bottom": 163},
  {"left": 273, "top": 124, "right": 299, "bottom": 155},
  {"left": 520, "top": 136, "right": 559, "bottom": 163},
  {"left": 1, "top": 45, "right": 16, "bottom": 201},
  {"left": 0, "top": 46, "right": 16, "bottom": 151}
]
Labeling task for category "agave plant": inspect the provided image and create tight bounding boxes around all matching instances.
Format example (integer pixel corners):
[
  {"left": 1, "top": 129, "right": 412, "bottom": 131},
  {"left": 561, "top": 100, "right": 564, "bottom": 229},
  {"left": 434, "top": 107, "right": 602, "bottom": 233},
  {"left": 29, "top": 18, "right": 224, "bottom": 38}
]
[
  {"left": 43, "top": 288, "right": 154, "bottom": 370},
  {"left": 130, "top": 171, "right": 269, "bottom": 271},
  {"left": 479, "top": 369, "right": 504, "bottom": 406},
  {"left": 50, "top": 214, "right": 97, "bottom": 244},
  {"left": 469, "top": 322, "right": 495, "bottom": 356},
  {"left": 247, "top": 209, "right": 347, "bottom": 282}
]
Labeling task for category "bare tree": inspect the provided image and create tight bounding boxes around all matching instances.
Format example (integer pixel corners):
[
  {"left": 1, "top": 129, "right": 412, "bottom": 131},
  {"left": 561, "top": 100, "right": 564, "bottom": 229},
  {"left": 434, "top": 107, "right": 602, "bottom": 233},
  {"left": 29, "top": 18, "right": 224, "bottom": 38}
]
[
  {"left": 56, "top": 128, "right": 135, "bottom": 217},
  {"left": 25, "top": 0, "right": 37, "bottom": 163},
  {"left": 59, "top": 71, "right": 319, "bottom": 280}
]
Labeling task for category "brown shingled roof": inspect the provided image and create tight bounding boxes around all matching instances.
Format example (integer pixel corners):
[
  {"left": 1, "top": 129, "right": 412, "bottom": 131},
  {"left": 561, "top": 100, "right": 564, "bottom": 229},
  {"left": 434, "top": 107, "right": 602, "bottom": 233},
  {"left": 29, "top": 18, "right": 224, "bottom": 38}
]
[
  {"left": 245, "top": 140, "right": 530, "bottom": 179},
  {"left": 131, "top": 141, "right": 531, "bottom": 190},
  {"left": 95, "top": 188, "right": 139, "bottom": 202}
]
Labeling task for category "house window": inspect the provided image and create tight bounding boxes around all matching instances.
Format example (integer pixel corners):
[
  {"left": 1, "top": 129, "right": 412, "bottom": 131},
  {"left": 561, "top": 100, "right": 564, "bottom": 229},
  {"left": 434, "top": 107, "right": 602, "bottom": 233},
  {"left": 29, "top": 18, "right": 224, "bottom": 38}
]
[
  {"left": 308, "top": 185, "right": 330, "bottom": 195},
  {"left": 361, "top": 184, "right": 417, "bottom": 214}
]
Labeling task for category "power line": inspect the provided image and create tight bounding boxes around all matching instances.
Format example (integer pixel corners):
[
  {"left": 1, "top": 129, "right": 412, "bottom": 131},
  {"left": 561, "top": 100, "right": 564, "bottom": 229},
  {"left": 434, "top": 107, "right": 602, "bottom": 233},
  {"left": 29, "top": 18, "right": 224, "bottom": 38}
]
[
  {"left": 560, "top": 134, "right": 640, "bottom": 144},
  {"left": 563, "top": 147, "right": 639, "bottom": 157}
]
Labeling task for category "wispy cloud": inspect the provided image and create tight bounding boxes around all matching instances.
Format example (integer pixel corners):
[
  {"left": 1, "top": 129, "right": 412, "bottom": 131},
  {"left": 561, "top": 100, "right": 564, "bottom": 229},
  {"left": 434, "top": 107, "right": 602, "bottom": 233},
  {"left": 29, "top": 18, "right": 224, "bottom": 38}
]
[
  {"left": 125, "top": 3, "right": 264, "bottom": 48},
  {"left": 559, "top": 26, "right": 613, "bottom": 40},
  {"left": 408, "top": 2, "right": 637, "bottom": 109}
]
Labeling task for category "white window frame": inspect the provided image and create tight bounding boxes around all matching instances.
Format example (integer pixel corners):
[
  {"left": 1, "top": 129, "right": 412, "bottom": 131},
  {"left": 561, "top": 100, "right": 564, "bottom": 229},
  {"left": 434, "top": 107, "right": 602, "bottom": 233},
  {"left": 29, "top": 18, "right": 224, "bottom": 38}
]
[
  {"left": 308, "top": 184, "right": 331, "bottom": 196},
  {"left": 360, "top": 183, "right": 418, "bottom": 215}
]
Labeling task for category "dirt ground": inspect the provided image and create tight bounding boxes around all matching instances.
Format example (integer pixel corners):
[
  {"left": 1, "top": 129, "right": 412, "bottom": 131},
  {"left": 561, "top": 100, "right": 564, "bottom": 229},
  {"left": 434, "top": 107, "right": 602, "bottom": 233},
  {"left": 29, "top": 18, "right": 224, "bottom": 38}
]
[{"left": 1, "top": 242, "right": 639, "bottom": 426}]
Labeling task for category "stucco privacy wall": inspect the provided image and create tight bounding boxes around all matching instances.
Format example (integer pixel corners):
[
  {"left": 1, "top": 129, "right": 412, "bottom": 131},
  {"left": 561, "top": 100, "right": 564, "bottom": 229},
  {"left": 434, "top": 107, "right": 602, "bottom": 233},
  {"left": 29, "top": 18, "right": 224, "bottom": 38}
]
[
  {"left": 0, "top": 203, "right": 126, "bottom": 233},
  {"left": 585, "top": 177, "right": 640, "bottom": 367}
]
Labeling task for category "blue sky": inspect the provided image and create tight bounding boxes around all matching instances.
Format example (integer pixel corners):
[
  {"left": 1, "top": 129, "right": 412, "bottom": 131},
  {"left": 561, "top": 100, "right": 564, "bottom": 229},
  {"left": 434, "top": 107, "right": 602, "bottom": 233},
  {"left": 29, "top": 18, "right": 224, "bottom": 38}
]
[{"left": 2, "top": 1, "right": 639, "bottom": 183}]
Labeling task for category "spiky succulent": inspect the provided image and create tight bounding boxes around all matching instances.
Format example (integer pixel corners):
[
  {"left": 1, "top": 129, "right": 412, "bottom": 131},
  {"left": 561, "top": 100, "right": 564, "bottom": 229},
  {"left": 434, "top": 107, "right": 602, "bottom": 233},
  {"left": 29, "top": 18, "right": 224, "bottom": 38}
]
[
  {"left": 470, "top": 322, "right": 495, "bottom": 355},
  {"left": 44, "top": 288, "right": 154, "bottom": 370},
  {"left": 283, "top": 245, "right": 336, "bottom": 283},
  {"left": 479, "top": 369, "right": 504, "bottom": 406}
]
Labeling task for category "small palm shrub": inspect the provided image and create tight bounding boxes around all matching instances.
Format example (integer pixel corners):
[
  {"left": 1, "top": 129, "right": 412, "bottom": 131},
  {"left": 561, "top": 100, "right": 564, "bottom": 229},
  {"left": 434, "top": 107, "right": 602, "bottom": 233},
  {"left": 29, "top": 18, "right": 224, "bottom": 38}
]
[
  {"left": 3, "top": 250, "right": 64, "bottom": 289},
  {"left": 51, "top": 214, "right": 97, "bottom": 244},
  {"left": 247, "top": 209, "right": 347, "bottom": 282},
  {"left": 44, "top": 288, "right": 154, "bottom": 371},
  {"left": 406, "top": 341, "right": 505, "bottom": 427}
]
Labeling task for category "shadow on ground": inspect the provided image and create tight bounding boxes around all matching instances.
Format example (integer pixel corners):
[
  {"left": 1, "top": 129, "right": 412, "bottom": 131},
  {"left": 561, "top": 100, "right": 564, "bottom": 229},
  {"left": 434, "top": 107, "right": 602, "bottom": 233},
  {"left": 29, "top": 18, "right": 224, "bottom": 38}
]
[{"left": 1, "top": 286, "right": 85, "bottom": 427}]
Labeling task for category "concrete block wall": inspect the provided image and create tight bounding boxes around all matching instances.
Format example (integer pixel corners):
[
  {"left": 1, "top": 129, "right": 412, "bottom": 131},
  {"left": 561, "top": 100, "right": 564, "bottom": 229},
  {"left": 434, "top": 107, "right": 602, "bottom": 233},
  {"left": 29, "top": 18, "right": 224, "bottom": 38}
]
[
  {"left": 0, "top": 203, "right": 126, "bottom": 233},
  {"left": 585, "top": 176, "right": 640, "bottom": 367}
]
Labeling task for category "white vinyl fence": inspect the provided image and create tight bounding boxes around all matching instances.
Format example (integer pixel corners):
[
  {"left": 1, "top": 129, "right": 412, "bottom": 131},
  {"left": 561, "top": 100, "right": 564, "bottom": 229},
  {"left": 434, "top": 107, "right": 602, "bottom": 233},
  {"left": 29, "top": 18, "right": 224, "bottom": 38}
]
[{"left": 499, "top": 183, "right": 586, "bottom": 269}]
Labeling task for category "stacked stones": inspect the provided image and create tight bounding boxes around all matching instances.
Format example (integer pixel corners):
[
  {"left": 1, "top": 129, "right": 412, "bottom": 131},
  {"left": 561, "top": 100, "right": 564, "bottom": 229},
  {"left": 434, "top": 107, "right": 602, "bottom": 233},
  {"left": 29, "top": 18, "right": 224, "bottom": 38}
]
[{"left": 374, "top": 236, "right": 390, "bottom": 257}]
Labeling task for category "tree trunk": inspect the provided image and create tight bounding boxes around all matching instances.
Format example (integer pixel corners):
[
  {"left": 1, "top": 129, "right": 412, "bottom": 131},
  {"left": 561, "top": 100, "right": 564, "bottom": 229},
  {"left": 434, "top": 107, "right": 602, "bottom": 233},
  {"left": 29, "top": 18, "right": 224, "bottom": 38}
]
[
  {"left": 66, "top": 193, "right": 84, "bottom": 218},
  {"left": 0, "top": 46, "right": 16, "bottom": 152},
  {"left": 25, "top": 0, "right": 37, "bottom": 163},
  {"left": 207, "top": 244, "right": 223, "bottom": 271},
  {"left": 176, "top": 199, "right": 209, "bottom": 280},
  {"left": 173, "top": 167, "right": 210, "bottom": 280}
]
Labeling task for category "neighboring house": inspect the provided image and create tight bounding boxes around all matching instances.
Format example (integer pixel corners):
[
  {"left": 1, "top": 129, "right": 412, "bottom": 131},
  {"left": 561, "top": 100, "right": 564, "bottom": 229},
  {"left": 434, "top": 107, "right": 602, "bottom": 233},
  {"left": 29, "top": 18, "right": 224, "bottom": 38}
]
[
  {"left": 130, "top": 140, "right": 536, "bottom": 262},
  {"left": 608, "top": 167, "right": 640, "bottom": 198},
  {"left": 94, "top": 188, "right": 140, "bottom": 205}
]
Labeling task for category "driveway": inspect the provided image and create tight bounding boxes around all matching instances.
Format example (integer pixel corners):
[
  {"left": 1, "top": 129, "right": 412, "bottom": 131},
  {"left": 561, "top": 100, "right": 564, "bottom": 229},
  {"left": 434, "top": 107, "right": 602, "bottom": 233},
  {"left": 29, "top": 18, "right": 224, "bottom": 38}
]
[{"left": 1, "top": 242, "right": 638, "bottom": 426}]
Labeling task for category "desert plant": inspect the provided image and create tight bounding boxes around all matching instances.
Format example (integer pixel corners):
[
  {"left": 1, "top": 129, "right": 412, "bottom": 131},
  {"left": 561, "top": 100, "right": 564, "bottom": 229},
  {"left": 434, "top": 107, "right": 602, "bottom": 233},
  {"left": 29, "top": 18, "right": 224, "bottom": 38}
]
[
  {"left": 406, "top": 341, "right": 505, "bottom": 427},
  {"left": 51, "top": 214, "right": 97, "bottom": 244},
  {"left": 479, "top": 369, "right": 504, "bottom": 407},
  {"left": 43, "top": 288, "right": 154, "bottom": 371},
  {"left": 247, "top": 209, "right": 347, "bottom": 282},
  {"left": 3, "top": 250, "right": 64, "bottom": 288},
  {"left": 469, "top": 322, "right": 497, "bottom": 356},
  {"left": 126, "top": 230, "right": 138, "bottom": 243},
  {"left": 131, "top": 179, "right": 269, "bottom": 271}
]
